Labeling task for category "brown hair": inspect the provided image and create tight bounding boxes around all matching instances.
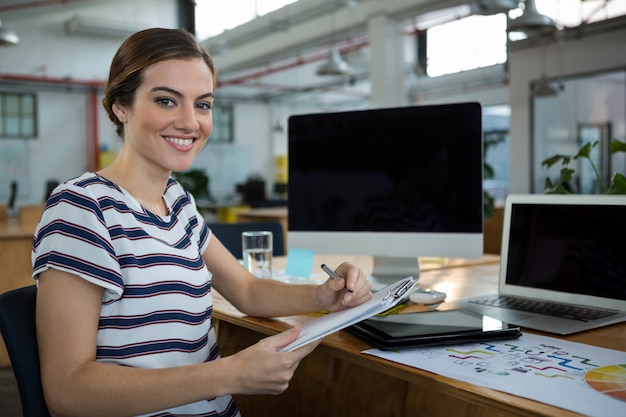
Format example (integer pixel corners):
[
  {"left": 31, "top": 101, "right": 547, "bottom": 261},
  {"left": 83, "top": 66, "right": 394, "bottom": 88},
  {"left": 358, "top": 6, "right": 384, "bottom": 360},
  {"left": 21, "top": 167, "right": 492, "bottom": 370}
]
[{"left": 102, "top": 28, "right": 217, "bottom": 137}]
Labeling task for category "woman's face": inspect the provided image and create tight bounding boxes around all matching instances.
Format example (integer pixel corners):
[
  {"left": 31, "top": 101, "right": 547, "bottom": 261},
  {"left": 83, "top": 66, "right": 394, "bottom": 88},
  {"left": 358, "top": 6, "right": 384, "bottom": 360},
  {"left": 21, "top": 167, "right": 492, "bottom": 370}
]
[{"left": 113, "top": 58, "right": 214, "bottom": 174}]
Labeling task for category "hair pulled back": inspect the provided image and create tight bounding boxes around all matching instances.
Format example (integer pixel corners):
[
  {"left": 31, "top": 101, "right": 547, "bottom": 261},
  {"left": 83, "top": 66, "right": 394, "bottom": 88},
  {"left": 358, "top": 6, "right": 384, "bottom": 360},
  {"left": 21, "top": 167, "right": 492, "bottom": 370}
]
[{"left": 102, "top": 28, "right": 217, "bottom": 138}]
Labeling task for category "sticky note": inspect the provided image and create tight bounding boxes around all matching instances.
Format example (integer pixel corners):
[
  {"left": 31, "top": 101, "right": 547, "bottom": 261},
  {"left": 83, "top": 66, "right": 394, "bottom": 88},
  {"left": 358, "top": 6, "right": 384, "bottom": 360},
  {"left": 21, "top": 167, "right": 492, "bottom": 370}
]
[{"left": 284, "top": 247, "right": 315, "bottom": 279}]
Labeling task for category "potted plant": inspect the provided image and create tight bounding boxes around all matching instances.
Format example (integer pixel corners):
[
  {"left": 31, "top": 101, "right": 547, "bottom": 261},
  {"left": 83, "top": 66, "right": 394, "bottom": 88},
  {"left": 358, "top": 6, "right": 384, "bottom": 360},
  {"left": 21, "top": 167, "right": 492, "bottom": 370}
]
[
  {"left": 172, "top": 169, "right": 213, "bottom": 205},
  {"left": 542, "top": 138, "right": 626, "bottom": 194}
]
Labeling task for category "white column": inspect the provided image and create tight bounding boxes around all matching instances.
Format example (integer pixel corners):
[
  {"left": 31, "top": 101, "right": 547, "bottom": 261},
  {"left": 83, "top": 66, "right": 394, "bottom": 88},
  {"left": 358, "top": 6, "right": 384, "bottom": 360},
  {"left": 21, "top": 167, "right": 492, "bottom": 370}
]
[{"left": 367, "top": 13, "right": 407, "bottom": 107}]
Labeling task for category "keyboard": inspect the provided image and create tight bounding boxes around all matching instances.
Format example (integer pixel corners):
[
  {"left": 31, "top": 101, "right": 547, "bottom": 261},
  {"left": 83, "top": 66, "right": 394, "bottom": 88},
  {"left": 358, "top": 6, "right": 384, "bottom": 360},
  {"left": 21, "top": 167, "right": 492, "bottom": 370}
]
[{"left": 469, "top": 295, "right": 618, "bottom": 322}]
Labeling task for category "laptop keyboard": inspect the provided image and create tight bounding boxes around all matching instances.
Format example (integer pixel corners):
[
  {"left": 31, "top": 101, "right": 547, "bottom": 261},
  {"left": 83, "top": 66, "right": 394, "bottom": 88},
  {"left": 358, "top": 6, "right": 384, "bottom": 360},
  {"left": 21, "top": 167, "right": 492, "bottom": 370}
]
[{"left": 469, "top": 295, "right": 618, "bottom": 322}]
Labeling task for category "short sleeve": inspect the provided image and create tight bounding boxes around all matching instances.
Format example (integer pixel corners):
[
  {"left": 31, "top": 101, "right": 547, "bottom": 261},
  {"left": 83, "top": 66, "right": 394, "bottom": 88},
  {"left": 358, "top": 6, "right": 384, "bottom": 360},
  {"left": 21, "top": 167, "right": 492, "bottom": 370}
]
[{"left": 32, "top": 183, "right": 124, "bottom": 301}]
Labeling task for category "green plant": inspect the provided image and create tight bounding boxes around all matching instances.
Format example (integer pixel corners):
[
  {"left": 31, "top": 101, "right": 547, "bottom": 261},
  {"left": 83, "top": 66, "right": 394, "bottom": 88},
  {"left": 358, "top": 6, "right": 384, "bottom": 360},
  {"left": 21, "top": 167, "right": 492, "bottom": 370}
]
[
  {"left": 542, "top": 138, "right": 626, "bottom": 194},
  {"left": 172, "top": 169, "right": 213, "bottom": 202}
]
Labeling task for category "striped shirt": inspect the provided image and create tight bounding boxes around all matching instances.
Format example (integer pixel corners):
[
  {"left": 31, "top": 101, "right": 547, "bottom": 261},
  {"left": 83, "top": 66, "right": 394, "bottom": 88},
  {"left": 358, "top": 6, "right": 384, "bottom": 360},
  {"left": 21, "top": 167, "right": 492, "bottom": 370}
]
[{"left": 32, "top": 172, "right": 240, "bottom": 417}]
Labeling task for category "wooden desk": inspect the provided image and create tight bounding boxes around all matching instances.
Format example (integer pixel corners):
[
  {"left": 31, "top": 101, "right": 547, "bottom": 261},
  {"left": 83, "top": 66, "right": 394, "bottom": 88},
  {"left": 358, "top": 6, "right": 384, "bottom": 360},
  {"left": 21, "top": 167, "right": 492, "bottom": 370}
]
[
  {"left": 18, "top": 203, "right": 45, "bottom": 224},
  {"left": 0, "top": 204, "right": 8, "bottom": 222},
  {"left": 213, "top": 255, "right": 626, "bottom": 417},
  {"left": 0, "top": 219, "right": 37, "bottom": 366},
  {"left": 0, "top": 219, "right": 37, "bottom": 291}
]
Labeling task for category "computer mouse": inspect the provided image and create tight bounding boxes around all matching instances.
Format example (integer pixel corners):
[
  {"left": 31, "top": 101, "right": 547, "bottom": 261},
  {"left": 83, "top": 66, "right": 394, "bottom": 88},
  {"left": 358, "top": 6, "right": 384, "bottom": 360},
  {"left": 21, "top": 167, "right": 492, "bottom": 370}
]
[{"left": 409, "top": 288, "right": 447, "bottom": 305}]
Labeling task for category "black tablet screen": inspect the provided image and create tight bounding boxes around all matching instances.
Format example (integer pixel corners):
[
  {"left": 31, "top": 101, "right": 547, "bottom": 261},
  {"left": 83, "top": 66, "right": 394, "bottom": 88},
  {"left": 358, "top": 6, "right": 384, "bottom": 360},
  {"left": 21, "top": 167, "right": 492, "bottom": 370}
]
[{"left": 364, "top": 310, "right": 507, "bottom": 337}]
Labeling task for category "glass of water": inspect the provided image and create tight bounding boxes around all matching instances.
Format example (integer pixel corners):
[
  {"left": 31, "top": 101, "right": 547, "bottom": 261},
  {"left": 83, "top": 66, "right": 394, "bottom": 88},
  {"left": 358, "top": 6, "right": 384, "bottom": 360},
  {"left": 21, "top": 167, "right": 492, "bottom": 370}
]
[{"left": 241, "top": 230, "right": 273, "bottom": 278}]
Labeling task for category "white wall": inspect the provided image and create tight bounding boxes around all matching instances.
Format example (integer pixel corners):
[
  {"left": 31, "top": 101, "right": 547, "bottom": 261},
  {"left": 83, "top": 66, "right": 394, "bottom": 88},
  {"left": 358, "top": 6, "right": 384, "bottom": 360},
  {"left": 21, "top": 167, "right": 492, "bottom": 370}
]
[{"left": 27, "top": 92, "right": 89, "bottom": 201}]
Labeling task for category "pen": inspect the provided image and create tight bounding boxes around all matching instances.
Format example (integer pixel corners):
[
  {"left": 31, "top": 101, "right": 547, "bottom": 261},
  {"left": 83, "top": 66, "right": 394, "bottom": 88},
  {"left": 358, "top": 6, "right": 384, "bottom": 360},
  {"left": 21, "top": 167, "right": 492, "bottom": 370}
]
[{"left": 321, "top": 263, "right": 354, "bottom": 292}]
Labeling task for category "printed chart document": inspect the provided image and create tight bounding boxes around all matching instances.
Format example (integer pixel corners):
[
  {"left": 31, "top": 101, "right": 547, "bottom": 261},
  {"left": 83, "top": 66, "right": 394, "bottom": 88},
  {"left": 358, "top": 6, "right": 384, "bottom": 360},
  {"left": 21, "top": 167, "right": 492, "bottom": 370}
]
[
  {"left": 365, "top": 333, "right": 626, "bottom": 417},
  {"left": 280, "top": 276, "right": 418, "bottom": 352}
]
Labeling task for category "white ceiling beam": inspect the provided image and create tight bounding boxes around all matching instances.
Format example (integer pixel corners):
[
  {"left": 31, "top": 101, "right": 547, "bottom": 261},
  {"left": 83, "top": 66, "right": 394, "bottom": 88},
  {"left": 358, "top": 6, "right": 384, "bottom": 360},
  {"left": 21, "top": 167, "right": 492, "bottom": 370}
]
[{"left": 202, "top": 0, "right": 468, "bottom": 73}]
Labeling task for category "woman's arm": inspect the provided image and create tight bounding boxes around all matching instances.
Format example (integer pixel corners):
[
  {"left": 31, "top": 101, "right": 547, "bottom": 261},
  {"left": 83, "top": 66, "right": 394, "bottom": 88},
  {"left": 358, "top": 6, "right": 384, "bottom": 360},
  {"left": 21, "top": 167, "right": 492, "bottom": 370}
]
[
  {"left": 36, "top": 269, "right": 317, "bottom": 417},
  {"left": 205, "top": 235, "right": 372, "bottom": 318}
]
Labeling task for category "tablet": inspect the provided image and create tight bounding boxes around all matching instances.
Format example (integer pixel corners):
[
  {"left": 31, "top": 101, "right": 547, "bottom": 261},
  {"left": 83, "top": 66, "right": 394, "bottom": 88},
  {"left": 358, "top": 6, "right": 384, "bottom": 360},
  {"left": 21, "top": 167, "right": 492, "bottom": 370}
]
[{"left": 347, "top": 309, "right": 522, "bottom": 350}]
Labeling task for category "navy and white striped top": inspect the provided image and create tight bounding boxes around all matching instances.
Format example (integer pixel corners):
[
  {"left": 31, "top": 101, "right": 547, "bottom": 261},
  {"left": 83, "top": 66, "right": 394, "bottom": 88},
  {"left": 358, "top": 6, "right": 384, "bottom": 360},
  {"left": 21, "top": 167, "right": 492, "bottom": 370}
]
[{"left": 32, "top": 172, "right": 240, "bottom": 417}]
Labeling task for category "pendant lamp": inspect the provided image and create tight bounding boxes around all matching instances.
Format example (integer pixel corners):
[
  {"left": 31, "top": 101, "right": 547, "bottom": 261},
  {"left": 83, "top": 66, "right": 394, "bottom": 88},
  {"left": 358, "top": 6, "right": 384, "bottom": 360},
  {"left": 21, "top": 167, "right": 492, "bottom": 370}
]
[
  {"left": 507, "top": 0, "right": 557, "bottom": 38},
  {"left": 532, "top": 77, "right": 558, "bottom": 97},
  {"left": 316, "top": 46, "right": 353, "bottom": 76},
  {"left": 0, "top": 18, "right": 19, "bottom": 46}
]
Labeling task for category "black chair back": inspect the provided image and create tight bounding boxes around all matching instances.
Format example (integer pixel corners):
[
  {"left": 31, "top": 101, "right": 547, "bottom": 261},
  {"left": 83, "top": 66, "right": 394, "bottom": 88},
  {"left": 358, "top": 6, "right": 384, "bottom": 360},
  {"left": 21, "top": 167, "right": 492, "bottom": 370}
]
[
  {"left": 207, "top": 221, "right": 285, "bottom": 258},
  {"left": 0, "top": 285, "right": 51, "bottom": 417}
]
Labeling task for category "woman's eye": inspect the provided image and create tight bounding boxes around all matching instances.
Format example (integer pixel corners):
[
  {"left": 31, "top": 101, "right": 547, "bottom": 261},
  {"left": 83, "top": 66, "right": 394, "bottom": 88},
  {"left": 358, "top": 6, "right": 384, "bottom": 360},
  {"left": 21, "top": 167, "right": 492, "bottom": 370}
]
[
  {"left": 197, "top": 102, "right": 212, "bottom": 111},
  {"left": 156, "top": 97, "right": 175, "bottom": 108}
]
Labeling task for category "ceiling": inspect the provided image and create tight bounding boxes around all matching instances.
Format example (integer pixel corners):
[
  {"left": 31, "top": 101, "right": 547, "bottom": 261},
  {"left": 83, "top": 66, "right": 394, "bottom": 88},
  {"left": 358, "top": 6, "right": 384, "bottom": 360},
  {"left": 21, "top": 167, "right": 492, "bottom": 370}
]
[
  {"left": 200, "top": 0, "right": 514, "bottom": 107},
  {"left": 0, "top": 0, "right": 520, "bottom": 107}
]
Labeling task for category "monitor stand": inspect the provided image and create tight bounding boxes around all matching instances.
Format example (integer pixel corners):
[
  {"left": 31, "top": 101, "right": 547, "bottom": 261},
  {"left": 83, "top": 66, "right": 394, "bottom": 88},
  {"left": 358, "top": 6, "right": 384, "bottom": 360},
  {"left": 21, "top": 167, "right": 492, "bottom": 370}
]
[{"left": 368, "top": 255, "right": 420, "bottom": 292}]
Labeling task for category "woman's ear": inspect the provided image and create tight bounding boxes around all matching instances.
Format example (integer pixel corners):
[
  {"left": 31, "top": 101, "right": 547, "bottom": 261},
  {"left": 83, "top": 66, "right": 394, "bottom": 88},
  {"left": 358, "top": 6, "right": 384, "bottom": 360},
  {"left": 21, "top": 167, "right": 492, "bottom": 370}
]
[{"left": 112, "top": 102, "right": 128, "bottom": 124}]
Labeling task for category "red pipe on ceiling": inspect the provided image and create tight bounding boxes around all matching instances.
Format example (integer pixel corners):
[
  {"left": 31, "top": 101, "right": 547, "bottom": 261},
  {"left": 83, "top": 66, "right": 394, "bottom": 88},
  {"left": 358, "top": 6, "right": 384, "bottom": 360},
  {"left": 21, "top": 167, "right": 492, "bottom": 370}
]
[{"left": 0, "top": 72, "right": 103, "bottom": 88}]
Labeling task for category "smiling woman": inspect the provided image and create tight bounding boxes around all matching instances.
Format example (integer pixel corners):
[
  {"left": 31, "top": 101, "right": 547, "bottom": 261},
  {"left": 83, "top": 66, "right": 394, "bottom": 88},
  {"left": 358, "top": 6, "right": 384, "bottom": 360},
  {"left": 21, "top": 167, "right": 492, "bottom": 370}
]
[{"left": 31, "top": 27, "right": 372, "bottom": 417}]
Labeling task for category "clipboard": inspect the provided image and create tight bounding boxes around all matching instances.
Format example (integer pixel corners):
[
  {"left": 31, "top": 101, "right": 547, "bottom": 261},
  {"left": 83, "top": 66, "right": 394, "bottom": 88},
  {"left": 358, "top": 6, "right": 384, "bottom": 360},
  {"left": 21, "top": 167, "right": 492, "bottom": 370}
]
[{"left": 279, "top": 276, "right": 418, "bottom": 352}]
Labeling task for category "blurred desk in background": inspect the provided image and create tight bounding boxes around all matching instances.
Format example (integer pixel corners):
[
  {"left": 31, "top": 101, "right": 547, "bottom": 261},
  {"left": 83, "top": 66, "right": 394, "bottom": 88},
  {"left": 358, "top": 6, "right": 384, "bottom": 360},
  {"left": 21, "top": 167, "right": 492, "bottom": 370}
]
[
  {"left": 17, "top": 203, "right": 45, "bottom": 225},
  {"left": 236, "top": 206, "right": 288, "bottom": 247},
  {"left": 197, "top": 200, "right": 250, "bottom": 224}
]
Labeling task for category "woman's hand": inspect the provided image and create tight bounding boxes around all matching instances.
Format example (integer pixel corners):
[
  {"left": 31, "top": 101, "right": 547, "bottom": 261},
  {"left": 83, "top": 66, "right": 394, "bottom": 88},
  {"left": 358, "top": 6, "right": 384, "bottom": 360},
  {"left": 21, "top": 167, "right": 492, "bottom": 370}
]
[
  {"left": 222, "top": 326, "right": 320, "bottom": 395},
  {"left": 316, "top": 262, "right": 372, "bottom": 312}
]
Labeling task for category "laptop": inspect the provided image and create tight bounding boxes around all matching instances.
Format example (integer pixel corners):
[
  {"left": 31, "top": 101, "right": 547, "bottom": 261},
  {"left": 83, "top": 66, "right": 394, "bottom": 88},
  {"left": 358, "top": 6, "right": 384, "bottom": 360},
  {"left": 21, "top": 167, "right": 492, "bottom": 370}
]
[{"left": 442, "top": 194, "right": 626, "bottom": 335}]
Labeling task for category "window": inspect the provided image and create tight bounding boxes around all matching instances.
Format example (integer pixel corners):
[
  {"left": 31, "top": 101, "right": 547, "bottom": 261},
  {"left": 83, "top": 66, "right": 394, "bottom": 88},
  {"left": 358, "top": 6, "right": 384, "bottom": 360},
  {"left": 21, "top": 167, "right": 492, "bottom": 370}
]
[
  {"left": 195, "top": 0, "right": 297, "bottom": 39},
  {"left": 0, "top": 92, "right": 37, "bottom": 138},
  {"left": 536, "top": 0, "right": 626, "bottom": 28},
  {"left": 210, "top": 104, "right": 234, "bottom": 143},
  {"left": 425, "top": 0, "right": 626, "bottom": 77},
  {"left": 426, "top": 13, "right": 507, "bottom": 77}
]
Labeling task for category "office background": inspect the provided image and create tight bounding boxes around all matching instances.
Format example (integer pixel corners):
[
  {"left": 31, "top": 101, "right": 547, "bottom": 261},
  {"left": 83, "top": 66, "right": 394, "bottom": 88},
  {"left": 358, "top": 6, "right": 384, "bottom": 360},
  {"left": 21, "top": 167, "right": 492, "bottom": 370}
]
[{"left": 0, "top": 0, "right": 625, "bottom": 207}]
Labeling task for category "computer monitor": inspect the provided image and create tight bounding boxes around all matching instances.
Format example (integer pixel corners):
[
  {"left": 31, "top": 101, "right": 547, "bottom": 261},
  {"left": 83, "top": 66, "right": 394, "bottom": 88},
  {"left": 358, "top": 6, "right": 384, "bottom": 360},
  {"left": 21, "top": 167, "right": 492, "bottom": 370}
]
[{"left": 287, "top": 102, "right": 484, "bottom": 288}]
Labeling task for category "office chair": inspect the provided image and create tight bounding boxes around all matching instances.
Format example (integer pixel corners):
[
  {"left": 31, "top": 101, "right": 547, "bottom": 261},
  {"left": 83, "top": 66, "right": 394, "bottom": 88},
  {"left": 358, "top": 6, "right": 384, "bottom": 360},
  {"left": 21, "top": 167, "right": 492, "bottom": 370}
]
[
  {"left": 0, "top": 285, "right": 51, "bottom": 417},
  {"left": 207, "top": 221, "right": 285, "bottom": 258}
]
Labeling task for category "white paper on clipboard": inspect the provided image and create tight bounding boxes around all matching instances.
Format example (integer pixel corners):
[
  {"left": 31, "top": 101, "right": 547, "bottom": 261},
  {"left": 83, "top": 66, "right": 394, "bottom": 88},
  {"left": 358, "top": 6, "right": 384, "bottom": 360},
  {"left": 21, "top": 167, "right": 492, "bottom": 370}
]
[{"left": 280, "top": 276, "right": 418, "bottom": 352}]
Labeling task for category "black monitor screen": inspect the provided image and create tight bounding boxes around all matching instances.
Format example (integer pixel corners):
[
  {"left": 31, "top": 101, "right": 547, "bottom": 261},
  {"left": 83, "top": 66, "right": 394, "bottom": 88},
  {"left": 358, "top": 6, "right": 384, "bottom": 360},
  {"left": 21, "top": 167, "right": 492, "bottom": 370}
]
[{"left": 288, "top": 102, "right": 483, "bottom": 234}]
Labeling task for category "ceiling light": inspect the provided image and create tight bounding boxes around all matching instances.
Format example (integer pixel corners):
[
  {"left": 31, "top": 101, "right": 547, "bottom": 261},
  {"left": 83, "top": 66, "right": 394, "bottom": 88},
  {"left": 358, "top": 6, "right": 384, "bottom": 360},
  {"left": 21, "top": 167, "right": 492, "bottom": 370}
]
[
  {"left": 65, "top": 14, "right": 142, "bottom": 39},
  {"left": 507, "top": 0, "right": 557, "bottom": 39},
  {"left": 316, "top": 46, "right": 353, "bottom": 76},
  {"left": 0, "top": 18, "right": 19, "bottom": 46},
  {"left": 532, "top": 77, "right": 558, "bottom": 97},
  {"left": 471, "top": 0, "right": 519, "bottom": 16}
]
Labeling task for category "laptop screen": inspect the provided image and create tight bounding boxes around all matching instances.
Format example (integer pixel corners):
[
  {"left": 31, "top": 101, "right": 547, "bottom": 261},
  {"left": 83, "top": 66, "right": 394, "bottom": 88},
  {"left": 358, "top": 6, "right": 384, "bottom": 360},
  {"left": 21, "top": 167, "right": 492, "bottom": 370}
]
[{"left": 505, "top": 200, "right": 626, "bottom": 301}]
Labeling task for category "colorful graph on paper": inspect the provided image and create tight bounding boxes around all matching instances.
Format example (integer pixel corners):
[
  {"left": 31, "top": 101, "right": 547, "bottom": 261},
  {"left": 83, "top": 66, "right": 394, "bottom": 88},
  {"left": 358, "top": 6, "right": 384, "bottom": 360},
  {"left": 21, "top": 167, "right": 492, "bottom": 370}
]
[
  {"left": 585, "top": 364, "right": 626, "bottom": 401},
  {"left": 364, "top": 333, "right": 626, "bottom": 417}
]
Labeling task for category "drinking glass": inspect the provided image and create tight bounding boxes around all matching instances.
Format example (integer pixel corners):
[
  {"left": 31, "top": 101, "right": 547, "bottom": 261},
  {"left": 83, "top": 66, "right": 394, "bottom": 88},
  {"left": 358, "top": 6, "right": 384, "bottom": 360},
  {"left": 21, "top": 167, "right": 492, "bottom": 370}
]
[{"left": 242, "top": 231, "right": 273, "bottom": 278}]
